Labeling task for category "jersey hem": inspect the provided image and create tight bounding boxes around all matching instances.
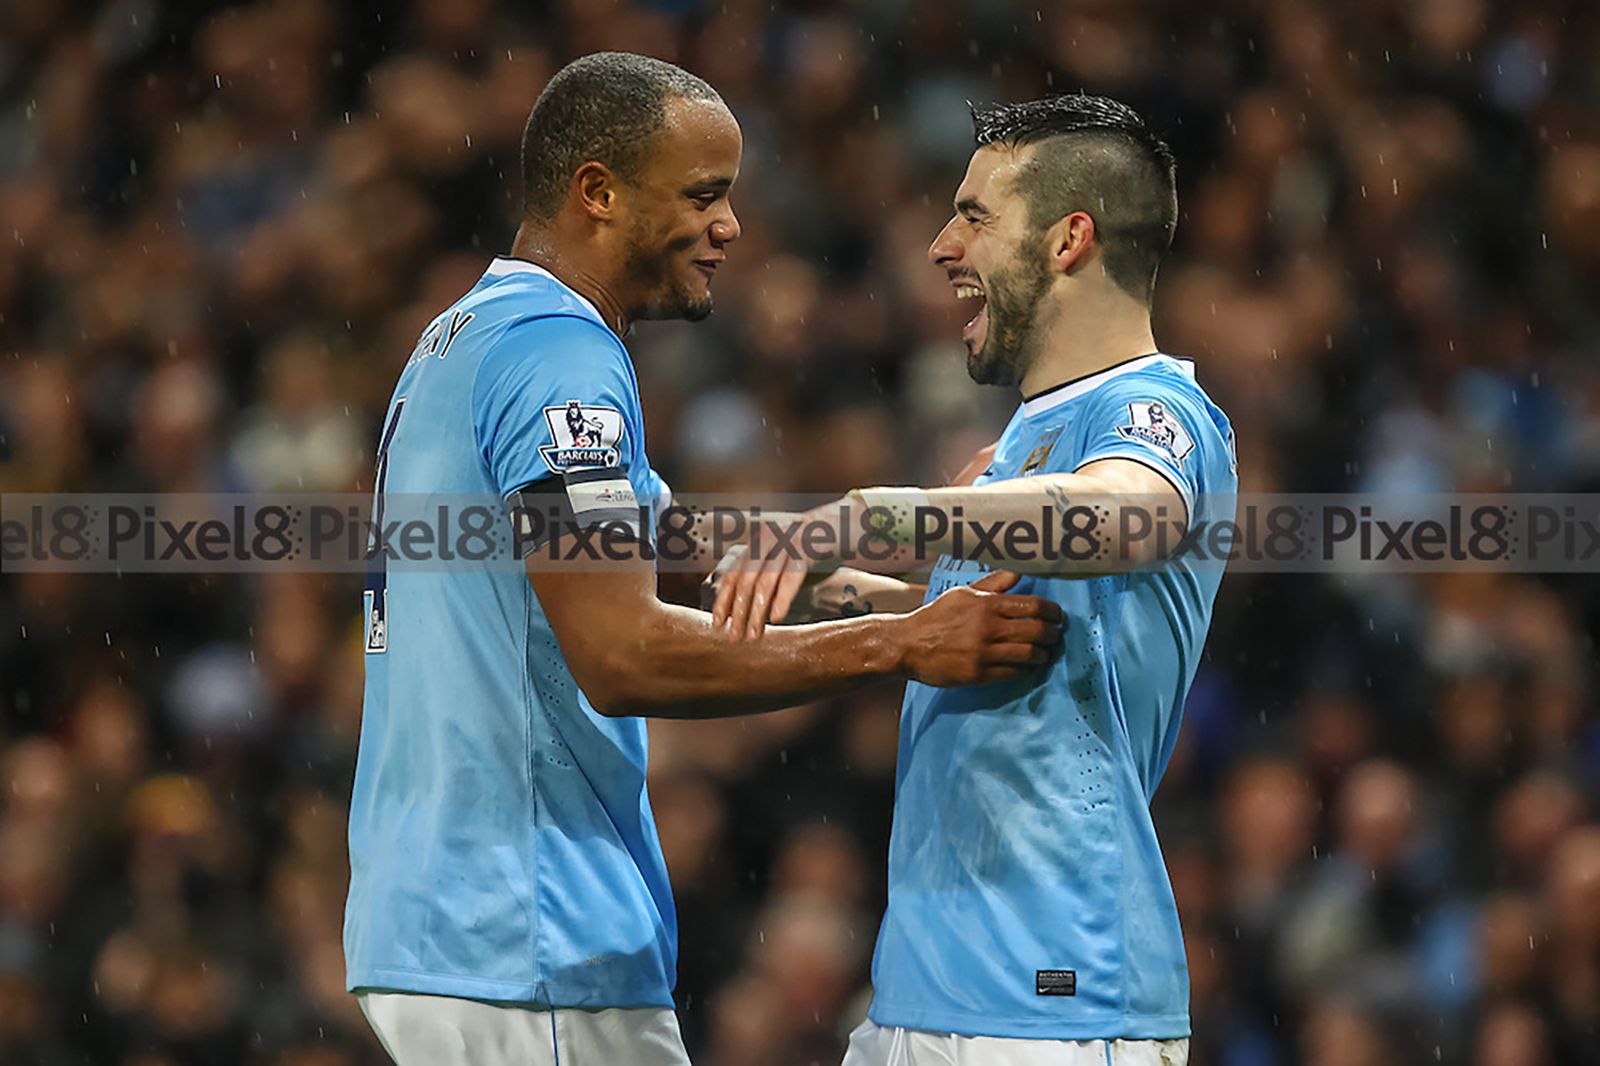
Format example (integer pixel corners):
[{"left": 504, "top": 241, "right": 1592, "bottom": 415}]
[
  {"left": 347, "top": 965, "right": 675, "bottom": 1011},
  {"left": 867, "top": 1000, "right": 1190, "bottom": 1041}
]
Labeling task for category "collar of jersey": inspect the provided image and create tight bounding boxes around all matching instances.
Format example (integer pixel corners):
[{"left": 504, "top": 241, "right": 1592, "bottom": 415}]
[
  {"left": 484, "top": 256, "right": 608, "bottom": 328},
  {"left": 1020, "top": 353, "right": 1194, "bottom": 419}
]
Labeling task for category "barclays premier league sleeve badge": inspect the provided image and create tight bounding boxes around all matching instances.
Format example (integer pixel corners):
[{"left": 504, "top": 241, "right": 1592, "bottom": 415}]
[
  {"left": 1115, "top": 400, "right": 1195, "bottom": 467},
  {"left": 539, "top": 399, "right": 625, "bottom": 473}
]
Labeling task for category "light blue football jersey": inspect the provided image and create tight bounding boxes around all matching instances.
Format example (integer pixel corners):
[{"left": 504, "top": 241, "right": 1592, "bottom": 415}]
[
  {"left": 344, "top": 257, "right": 677, "bottom": 1008},
  {"left": 868, "top": 354, "right": 1236, "bottom": 1040}
]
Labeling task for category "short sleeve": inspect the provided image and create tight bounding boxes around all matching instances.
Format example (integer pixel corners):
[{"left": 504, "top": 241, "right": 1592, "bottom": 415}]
[
  {"left": 471, "top": 314, "right": 638, "bottom": 498},
  {"left": 643, "top": 467, "right": 672, "bottom": 525},
  {"left": 1074, "top": 376, "right": 1220, "bottom": 516}
]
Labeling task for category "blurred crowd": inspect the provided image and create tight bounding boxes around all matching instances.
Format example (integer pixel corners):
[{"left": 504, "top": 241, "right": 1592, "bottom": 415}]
[{"left": 2, "top": 0, "right": 1599, "bottom": 1064}]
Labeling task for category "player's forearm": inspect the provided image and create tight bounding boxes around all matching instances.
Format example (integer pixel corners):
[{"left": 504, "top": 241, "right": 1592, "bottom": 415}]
[
  {"left": 585, "top": 605, "right": 905, "bottom": 718},
  {"left": 850, "top": 468, "right": 1185, "bottom": 575},
  {"left": 785, "top": 568, "right": 926, "bottom": 621}
]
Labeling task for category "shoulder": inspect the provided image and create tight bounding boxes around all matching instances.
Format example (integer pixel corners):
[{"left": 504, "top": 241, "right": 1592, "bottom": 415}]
[
  {"left": 1086, "top": 359, "right": 1227, "bottom": 438},
  {"left": 1075, "top": 356, "right": 1236, "bottom": 486},
  {"left": 1089, "top": 356, "right": 1209, "bottom": 405},
  {"left": 474, "top": 312, "right": 634, "bottom": 402},
  {"left": 475, "top": 256, "right": 613, "bottom": 324},
  {"left": 466, "top": 261, "right": 632, "bottom": 381}
]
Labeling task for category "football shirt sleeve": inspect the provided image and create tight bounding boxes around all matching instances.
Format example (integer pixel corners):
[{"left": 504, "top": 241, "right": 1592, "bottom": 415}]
[
  {"left": 642, "top": 467, "right": 673, "bottom": 536},
  {"left": 472, "top": 313, "right": 644, "bottom": 547},
  {"left": 1074, "top": 377, "right": 1214, "bottom": 516}
]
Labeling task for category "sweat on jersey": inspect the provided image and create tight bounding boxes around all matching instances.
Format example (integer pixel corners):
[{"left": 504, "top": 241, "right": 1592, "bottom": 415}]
[
  {"left": 867, "top": 354, "right": 1237, "bottom": 1041},
  {"left": 343, "top": 256, "right": 676, "bottom": 1008}
]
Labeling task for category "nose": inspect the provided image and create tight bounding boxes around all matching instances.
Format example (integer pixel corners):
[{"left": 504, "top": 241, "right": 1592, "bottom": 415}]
[
  {"left": 710, "top": 204, "right": 741, "bottom": 246},
  {"left": 928, "top": 217, "right": 960, "bottom": 267}
]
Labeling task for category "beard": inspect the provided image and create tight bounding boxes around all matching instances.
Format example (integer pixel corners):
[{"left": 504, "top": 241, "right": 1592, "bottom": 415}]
[
  {"left": 622, "top": 223, "right": 714, "bottom": 322},
  {"left": 966, "top": 248, "right": 1051, "bottom": 387}
]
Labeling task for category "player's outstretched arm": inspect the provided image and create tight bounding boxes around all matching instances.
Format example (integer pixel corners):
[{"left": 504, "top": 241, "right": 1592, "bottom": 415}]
[
  {"left": 861, "top": 457, "right": 1187, "bottom": 573},
  {"left": 712, "top": 458, "right": 1184, "bottom": 639},
  {"left": 699, "top": 440, "right": 991, "bottom": 627},
  {"left": 529, "top": 554, "right": 1061, "bottom": 719}
]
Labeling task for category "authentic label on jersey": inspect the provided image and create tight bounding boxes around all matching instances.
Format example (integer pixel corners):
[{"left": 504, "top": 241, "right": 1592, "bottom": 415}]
[
  {"left": 1116, "top": 400, "right": 1195, "bottom": 466},
  {"left": 540, "top": 400, "right": 624, "bottom": 472},
  {"left": 1036, "top": 969, "right": 1077, "bottom": 996}
]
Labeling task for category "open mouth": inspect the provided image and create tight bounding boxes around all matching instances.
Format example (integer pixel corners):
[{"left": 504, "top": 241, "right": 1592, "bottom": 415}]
[
  {"left": 693, "top": 259, "right": 722, "bottom": 281},
  {"left": 955, "top": 281, "right": 987, "bottom": 345}
]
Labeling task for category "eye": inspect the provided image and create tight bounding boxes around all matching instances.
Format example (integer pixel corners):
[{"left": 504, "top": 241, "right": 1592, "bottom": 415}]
[{"left": 691, "top": 192, "right": 720, "bottom": 209}]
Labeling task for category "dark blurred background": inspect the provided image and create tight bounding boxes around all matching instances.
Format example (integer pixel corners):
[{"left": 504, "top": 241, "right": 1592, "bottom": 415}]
[{"left": 2, "top": 1, "right": 1599, "bottom": 1064}]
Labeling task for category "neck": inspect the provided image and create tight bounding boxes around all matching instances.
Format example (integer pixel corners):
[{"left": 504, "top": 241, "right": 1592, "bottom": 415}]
[
  {"left": 509, "top": 222, "right": 630, "bottom": 336},
  {"left": 1018, "top": 288, "right": 1158, "bottom": 398}
]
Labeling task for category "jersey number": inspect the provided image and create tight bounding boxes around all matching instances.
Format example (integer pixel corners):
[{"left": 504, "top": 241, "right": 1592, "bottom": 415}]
[{"left": 364, "top": 398, "right": 406, "bottom": 654}]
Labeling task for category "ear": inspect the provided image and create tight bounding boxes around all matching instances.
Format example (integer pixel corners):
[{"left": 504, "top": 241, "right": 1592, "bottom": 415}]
[
  {"left": 573, "top": 161, "right": 619, "bottom": 222},
  {"left": 1046, "top": 211, "right": 1097, "bottom": 275}
]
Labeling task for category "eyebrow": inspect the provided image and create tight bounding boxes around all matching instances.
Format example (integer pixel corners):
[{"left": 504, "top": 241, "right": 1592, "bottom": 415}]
[
  {"left": 684, "top": 177, "right": 734, "bottom": 195},
  {"left": 955, "top": 196, "right": 990, "bottom": 217}
]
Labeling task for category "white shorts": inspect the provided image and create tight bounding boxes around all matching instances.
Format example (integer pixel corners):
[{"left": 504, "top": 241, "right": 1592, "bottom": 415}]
[
  {"left": 358, "top": 991, "right": 691, "bottom": 1066},
  {"left": 842, "top": 1019, "right": 1189, "bottom": 1066}
]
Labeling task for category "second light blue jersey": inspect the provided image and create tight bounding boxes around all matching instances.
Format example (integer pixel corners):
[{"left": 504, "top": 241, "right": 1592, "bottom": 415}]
[
  {"left": 868, "top": 354, "right": 1236, "bottom": 1040},
  {"left": 344, "top": 257, "right": 676, "bottom": 1008}
]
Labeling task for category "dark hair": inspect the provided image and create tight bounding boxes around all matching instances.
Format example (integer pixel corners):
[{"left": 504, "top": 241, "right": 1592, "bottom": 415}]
[
  {"left": 521, "top": 52, "right": 722, "bottom": 220},
  {"left": 971, "top": 94, "right": 1177, "bottom": 301}
]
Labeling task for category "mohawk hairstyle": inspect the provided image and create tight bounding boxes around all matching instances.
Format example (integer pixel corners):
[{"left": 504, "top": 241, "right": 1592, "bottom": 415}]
[
  {"left": 522, "top": 52, "right": 722, "bottom": 221},
  {"left": 969, "top": 93, "right": 1178, "bottom": 301}
]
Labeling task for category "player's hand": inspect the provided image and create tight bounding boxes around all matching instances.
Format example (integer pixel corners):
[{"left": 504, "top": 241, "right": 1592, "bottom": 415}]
[
  {"left": 892, "top": 570, "right": 1064, "bottom": 686},
  {"left": 710, "top": 505, "right": 847, "bottom": 640}
]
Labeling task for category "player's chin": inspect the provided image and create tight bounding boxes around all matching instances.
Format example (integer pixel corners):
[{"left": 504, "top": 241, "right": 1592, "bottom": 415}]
[
  {"left": 682, "top": 292, "right": 714, "bottom": 321},
  {"left": 676, "top": 279, "right": 714, "bottom": 321},
  {"left": 639, "top": 287, "right": 714, "bottom": 322},
  {"left": 964, "top": 339, "right": 989, "bottom": 380},
  {"left": 965, "top": 341, "right": 1011, "bottom": 386}
]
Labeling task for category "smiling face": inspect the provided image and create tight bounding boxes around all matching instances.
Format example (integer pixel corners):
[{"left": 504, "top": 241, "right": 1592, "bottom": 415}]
[
  {"left": 927, "top": 145, "right": 1054, "bottom": 386},
  {"left": 618, "top": 96, "right": 743, "bottom": 322}
]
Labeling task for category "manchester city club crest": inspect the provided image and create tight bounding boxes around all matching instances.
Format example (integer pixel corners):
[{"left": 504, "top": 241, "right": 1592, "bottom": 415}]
[{"left": 1019, "top": 425, "right": 1065, "bottom": 476}]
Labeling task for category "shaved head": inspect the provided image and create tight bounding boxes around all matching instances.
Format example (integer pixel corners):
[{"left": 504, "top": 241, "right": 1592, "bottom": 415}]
[{"left": 521, "top": 52, "right": 723, "bottom": 221}]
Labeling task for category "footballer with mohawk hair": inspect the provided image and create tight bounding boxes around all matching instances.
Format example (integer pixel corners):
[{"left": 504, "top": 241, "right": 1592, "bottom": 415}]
[
  {"left": 714, "top": 93, "right": 1235, "bottom": 1066},
  {"left": 344, "top": 53, "right": 1065, "bottom": 1066}
]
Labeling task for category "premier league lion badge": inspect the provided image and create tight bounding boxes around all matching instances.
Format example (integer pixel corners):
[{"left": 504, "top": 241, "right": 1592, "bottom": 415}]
[
  {"left": 540, "top": 399, "right": 625, "bottom": 472},
  {"left": 1116, "top": 400, "right": 1195, "bottom": 465}
]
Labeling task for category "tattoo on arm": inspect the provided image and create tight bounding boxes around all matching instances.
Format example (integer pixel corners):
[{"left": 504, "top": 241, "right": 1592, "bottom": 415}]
[
  {"left": 838, "top": 583, "right": 875, "bottom": 618},
  {"left": 1045, "top": 483, "right": 1074, "bottom": 518}
]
